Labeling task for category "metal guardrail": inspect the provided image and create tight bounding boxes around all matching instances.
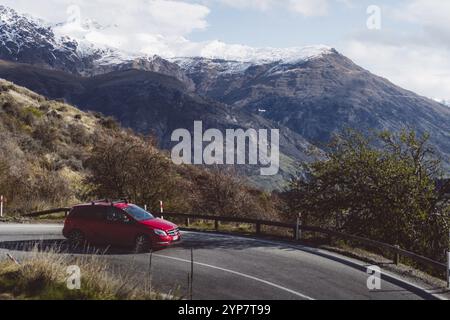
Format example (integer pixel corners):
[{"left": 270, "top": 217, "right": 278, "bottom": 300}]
[
  {"left": 24, "top": 207, "right": 71, "bottom": 218},
  {"left": 22, "top": 208, "right": 448, "bottom": 280},
  {"left": 159, "top": 212, "right": 448, "bottom": 276}
]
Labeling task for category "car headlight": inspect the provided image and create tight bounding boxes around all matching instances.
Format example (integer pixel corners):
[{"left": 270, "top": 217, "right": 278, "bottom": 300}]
[{"left": 154, "top": 229, "right": 168, "bottom": 236}]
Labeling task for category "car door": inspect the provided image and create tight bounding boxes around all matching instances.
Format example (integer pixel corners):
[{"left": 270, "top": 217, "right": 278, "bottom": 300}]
[
  {"left": 104, "top": 207, "right": 136, "bottom": 246},
  {"left": 83, "top": 206, "right": 108, "bottom": 243}
]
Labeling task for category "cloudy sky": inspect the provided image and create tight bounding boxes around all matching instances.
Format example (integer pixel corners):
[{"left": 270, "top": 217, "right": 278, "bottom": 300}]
[{"left": 1, "top": 0, "right": 450, "bottom": 101}]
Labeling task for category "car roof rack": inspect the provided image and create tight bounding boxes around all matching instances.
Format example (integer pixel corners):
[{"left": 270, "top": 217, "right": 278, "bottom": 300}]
[
  {"left": 89, "top": 198, "right": 129, "bottom": 206},
  {"left": 112, "top": 198, "right": 129, "bottom": 204},
  {"left": 91, "top": 199, "right": 110, "bottom": 205}
]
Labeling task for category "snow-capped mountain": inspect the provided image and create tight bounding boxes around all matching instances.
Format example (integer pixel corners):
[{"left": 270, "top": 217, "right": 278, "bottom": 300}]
[
  {"left": 170, "top": 48, "right": 450, "bottom": 168},
  {"left": 0, "top": 5, "right": 333, "bottom": 81},
  {"left": 0, "top": 5, "right": 84, "bottom": 72},
  {"left": 0, "top": 5, "right": 193, "bottom": 86},
  {"left": 193, "top": 41, "right": 333, "bottom": 65}
]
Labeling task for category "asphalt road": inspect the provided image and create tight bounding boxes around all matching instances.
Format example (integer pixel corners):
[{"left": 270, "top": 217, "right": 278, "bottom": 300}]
[{"left": 0, "top": 223, "right": 436, "bottom": 300}]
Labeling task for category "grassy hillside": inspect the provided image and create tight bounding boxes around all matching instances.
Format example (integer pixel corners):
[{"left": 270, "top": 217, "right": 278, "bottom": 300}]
[
  {"left": 0, "top": 79, "right": 96, "bottom": 212},
  {"left": 0, "top": 79, "right": 281, "bottom": 219}
]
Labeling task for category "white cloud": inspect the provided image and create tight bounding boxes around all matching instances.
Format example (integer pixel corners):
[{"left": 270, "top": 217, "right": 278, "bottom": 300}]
[
  {"left": 343, "top": 40, "right": 450, "bottom": 100},
  {"left": 146, "top": 0, "right": 210, "bottom": 35},
  {"left": 0, "top": 0, "right": 210, "bottom": 54},
  {"left": 216, "top": 0, "right": 276, "bottom": 11},
  {"left": 0, "top": 0, "right": 335, "bottom": 58},
  {"left": 341, "top": 0, "right": 450, "bottom": 100},
  {"left": 392, "top": 0, "right": 450, "bottom": 49},
  {"left": 216, "top": 0, "right": 332, "bottom": 17},
  {"left": 289, "top": 0, "right": 329, "bottom": 17},
  {"left": 394, "top": 0, "right": 450, "bottom": 27}
]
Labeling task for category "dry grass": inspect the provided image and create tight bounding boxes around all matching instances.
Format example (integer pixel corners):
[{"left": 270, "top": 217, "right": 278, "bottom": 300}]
[{"left": 0, "top": 248, "right": 173, "bottom": 300}]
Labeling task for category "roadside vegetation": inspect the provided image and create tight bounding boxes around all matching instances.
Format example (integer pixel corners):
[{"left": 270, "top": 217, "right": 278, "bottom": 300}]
[
  {"left": 282, "top": 129, "right": 450, "bottom": 263},
  {"left": 1, "top": 79, "right": 449, "bottom": 267},
  {"left": 0, "top": 249, "right": 168, "bottom": 300}
]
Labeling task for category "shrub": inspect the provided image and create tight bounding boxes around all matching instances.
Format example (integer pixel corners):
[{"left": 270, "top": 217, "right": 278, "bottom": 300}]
[
  {"left": 32, "top": 121, "right": 59, "bottom": 151},
  {"left": 68, "top": 123, "right": 89, "bottom": 146},
  {"left": 84, "top": 132, "right": 183, "bottom": 211},
  {"left": 0, "top": 249, "right": 167, "bottom": 300},
  {"left": 99, "top": 117, "right": 119, "bottom": 130},
  {"left": 284, "top": 129, "right": 450, "bottom": 261}
]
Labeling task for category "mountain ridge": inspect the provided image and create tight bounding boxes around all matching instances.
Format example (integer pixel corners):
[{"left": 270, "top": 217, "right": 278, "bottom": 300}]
[
  {"left": 171, "top": 51, "right": 450, "bottom": 167},
  {"left": 1, "top": 4, "right": 449, "bottom": 187},
  {"left": 0, "top": 59, "right": 318, "bottom": 190}
]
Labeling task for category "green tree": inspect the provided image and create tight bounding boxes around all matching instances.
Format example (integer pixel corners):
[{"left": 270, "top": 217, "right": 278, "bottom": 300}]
[{"left": 284, "top": 129, "right": 450, "bottom": 260}]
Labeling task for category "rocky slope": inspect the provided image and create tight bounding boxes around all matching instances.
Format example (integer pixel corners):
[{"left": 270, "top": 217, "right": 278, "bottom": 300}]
[
  {"left": 0, "top": 60, "right": 317, "bottom": 189},
  {"left": 173, "top": 52, "right": 450, "bottom": 165}
]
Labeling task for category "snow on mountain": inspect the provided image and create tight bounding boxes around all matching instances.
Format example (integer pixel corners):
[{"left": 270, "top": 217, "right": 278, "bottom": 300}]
[
  {"left": 0, "top": 4, "right": 333, "bottom": 81},
  {"left": 433, "top": 98, "right": 450, "bottom": 107},
  {"left": 0, "top": 5, "right": 179, "bottom": 80},
  {"left": 197, "top": 40, "right": 333, "bottom": 64},
  {"left": 0, "top": 5, "right": 76, "bottom": 56},
  {"left": 169, "top": 57, "right": 255, "bottom": 75},
  {"left": 170, "top": 42, "right": 334, "bottom": 75}
]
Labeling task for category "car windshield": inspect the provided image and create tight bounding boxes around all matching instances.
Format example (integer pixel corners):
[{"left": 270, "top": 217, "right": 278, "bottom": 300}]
[{"left": 123, "top": 205, "right": 155, "bottom": 221}]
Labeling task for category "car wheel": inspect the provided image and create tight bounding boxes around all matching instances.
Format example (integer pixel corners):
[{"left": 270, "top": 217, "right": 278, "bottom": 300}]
[
  {"left": 134, "top": 235, "right": 151, "bottom": 253},
  {"left": 68, "top": 230, "right": 86, "bottom": 249}
]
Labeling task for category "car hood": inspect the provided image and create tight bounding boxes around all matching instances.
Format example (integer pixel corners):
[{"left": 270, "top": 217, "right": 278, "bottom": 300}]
[{"left": 138, "top": 218, "right": 177, "bottom": 231}]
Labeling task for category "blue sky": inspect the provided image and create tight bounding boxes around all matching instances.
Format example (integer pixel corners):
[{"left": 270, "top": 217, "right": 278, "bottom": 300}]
[
  {"left": 1, "top": 0, "right": 450, "bottom": 101},
  {"left": 189, "top": 1, "right": 372, "bottom": 47}
]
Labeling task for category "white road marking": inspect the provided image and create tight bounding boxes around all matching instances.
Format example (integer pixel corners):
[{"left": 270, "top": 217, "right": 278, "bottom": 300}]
[
  {"left": 154, "top": 253, "right": 315, "bottom": 300},
  {"left": 181, "top": 231, "right": 446, "bottom": 300},
  {"left": 0, "top": 225, "right": 443, "bottom": 300}
]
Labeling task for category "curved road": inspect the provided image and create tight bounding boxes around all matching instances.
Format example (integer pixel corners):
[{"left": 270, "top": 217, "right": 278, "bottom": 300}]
[{"left": 0, "top": 224, "right": 438, "bottom": 300}]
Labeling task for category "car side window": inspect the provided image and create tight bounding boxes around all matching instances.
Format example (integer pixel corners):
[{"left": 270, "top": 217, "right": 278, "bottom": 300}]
[
  {"left": 73, "top": 206, "right": 105, "bottom": 220},
  {"left": 83, "top": 206, "right": 106, "bottom": 221},
  {"left": 106, "top": 207, "right": 128, "bottom": 223}
]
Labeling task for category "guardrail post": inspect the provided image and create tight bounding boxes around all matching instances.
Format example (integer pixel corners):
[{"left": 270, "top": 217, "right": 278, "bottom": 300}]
[
  {"left": 256, "top": 222, "right": 261, "bottom": 235},
  {"left": 0, "top": 195, "right": 4, "bottom": 218},
  {"left": 295, "top": 216, "right": 302, "bottom": 241},
  {"left": 394, "top": 245, "right": 400, "bottom": 265},
  {"left": 185, "top": 218, "right": 190, "bottom": 227}
]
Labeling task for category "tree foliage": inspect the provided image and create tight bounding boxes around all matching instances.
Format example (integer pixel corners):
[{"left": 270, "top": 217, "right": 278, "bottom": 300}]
[
  {"left": 84, "top": 131, "right": 184, "bottom": 212},
  {"left": 284, "top": 129, "right": 450, "bottom": 260}
]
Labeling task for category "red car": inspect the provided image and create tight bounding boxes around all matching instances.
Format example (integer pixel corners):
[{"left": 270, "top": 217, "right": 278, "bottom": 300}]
[{"left": 63, "top": 200, "right": 181, "bottom": 252}]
